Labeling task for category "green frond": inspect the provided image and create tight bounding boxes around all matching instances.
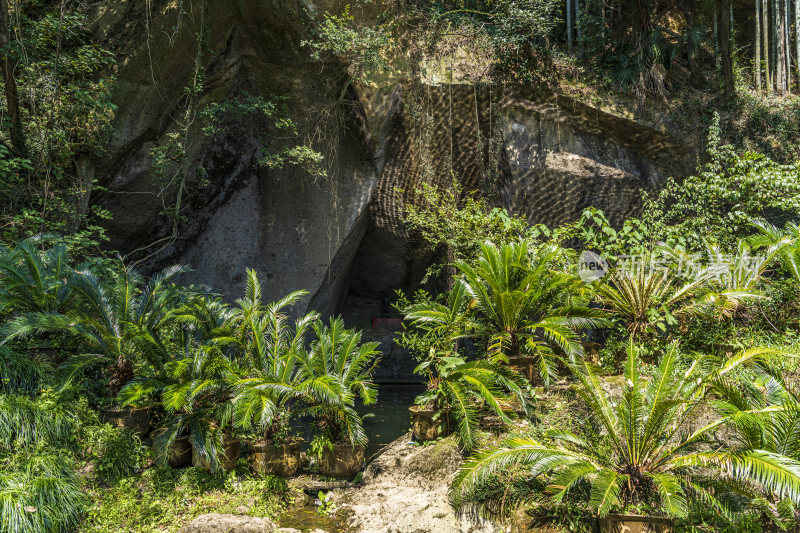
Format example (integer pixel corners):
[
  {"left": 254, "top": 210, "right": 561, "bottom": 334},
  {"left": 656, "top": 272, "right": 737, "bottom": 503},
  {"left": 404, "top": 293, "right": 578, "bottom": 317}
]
[
  {"left": 646, "top": 472, "right": 688, "bottom": 518},
  {"left": 671, "top": 450, "right": 800, "bottom": 505},
  {"left": 589, "top": 470, "right": 627, "bottom": 516}
]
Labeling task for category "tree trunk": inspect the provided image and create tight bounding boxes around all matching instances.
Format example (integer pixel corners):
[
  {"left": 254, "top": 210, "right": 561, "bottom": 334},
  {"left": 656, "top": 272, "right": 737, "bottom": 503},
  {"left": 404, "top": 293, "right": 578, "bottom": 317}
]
[
  {"left": 764, "top": 0, "right": 772, "bottom": 91},
  {"left": 785, "top": 0, "right": 791, "bottom": 93},
  {"left": 0, "top": 0, "right": 26, "bottom": 156},
  {"left": 777, "top": 0, "right": 787, "bottom": 94},
  {"left": 109, "top": 356, "right": 134, "bottom": 398},
  {"left": 796, "top": 0, "right": 799, "bottom": 90},
  {"left": 719, "top": 0, "right": 735, "bottom": 96},
  {"left": 636, "top": 0, "right": 652, "bottom": 35},
  {"left": 567, "top": 0, "right": 573, "bottom": 51},
  {"left": 576, "top": 0, "right": 582, "bottom": 47},
  {"left": 680, "top": 0, "right": 703, "bottom": 87},
  {"left": 773, "top": 0, "right": 779, "bottom": 90},
  {"left": 756, "top": 0, "right": 762, "bottom": 90}
]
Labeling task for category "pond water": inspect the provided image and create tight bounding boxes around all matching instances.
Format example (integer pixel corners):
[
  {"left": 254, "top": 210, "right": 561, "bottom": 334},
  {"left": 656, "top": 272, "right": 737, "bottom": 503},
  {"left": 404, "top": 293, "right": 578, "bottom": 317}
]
[
  {"left": 359, "top": 383, "right": 425, "bottom": 459},
  {"left": 278, "top": 384, "right": 424, "bottom": 531},
  {"left": 293, "top": 382, "right": 424, "bottom": 459},
  {"left": 278, "top": 505, "right": 348, "bottom": 532}
]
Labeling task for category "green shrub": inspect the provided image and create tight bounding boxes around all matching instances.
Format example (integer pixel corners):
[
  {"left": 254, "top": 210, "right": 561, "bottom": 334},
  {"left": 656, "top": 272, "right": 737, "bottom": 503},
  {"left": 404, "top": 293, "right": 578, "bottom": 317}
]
[
  {"left": 83, "top": 425, "right": 145, "bottom": 482},
  {"left": 0, "top": 451, "right": 88, "bottom": 533},
  {"left": 0, "top": 394, "right": 77, "bottom": 449},
  {"left": 81, "top": 467, "right": 288, "bottom": 532},
  {"left": 0, "top": 347, "right": 47, "bottom": 396}
]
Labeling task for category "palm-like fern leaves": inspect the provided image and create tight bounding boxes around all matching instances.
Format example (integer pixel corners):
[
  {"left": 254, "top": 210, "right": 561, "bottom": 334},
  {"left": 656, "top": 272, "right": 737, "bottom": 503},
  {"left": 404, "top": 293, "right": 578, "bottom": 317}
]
[
  {"left": 0, "top": 239, "right": 77, "bottom": 315},
  {"left": 230, "top": 270, "right": 314, "bottom": 436},
  {"left": 455, "top": 241, "right": 606, "bottom": 382},
  {"left": 295, "top": 317, "right": 380, "bottom": 446},
  {"left": 596, "top": 253, "right": 710, "bottom": 335},
  {"left": 2, "top": 262, "right": 191, "bottom": 396},
  {"left": 427, "top": 356, "right": 530, "bottom": 451},
  {"left": 450, "top": 342, "right": 799, "bottom": 519},
  {"left": 750, "top": 220, "right": 800, "bottom": 282}
]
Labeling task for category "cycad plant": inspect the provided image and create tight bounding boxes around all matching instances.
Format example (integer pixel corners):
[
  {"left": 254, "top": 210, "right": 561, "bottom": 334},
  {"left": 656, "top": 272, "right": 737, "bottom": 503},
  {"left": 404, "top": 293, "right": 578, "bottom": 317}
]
[
  {"left": 122, "top": 292, "right": 238, "bottom": 473},
  {"left": 0, "top": 239, "right": 77, "bottom": 315},
  {"left": 595, "top": 252, "right": 710, "bottom": 337},
  {"left": 402, "top": 280, "right": 532, "bottom": 450},
  {"left": 712, "top": 373, "right": 800, "bottom": 528},
  {"left": 295, "top": 317, "right": 380, "bottom": 449},
  {"left": 400, "top": 278, "right": 477, "bottom": 354},
  {"left": 450, "top": 342, "right": 800, "bottom": 520},
  {"left": 157, "top": 340, "right": 239, "bottom": 474},
  {"left": 750, "top": 220, "right": 800, "bottom": 283},
  {"left": 660, "top": 239, "right": 772, "bottom": 321},
  {"left": 416, "top": 349, "right": 530, "bottom": 451},
  {"left": 2, "top": 263, "right": 189, "bottom": 397},
  {"left": 230, "top": 270, "right": 316, "bottom": 443},
  {"left": 456, "top": 241, "right": 605, "bottom": 383}
]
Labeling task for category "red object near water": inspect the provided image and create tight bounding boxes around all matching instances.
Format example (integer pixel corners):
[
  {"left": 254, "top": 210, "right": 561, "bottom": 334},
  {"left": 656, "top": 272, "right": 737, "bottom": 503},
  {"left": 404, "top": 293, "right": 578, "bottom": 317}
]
[{"left": 371, "top": 318, "right": 403, "bottom": 330}]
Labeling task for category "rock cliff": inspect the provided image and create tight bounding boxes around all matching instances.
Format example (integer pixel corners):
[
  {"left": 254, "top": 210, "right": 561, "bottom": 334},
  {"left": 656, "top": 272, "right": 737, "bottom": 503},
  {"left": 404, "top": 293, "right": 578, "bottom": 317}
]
[{"left": 89, "top": 0, "right": 695, "bottom": 318}]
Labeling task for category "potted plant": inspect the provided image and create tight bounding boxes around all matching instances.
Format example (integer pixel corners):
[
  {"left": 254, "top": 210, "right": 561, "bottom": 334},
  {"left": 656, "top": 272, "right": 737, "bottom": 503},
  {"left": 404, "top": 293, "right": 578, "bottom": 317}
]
[
  {"left": 230, "top": 274, "right": 315, "bottom": 477},
  {"left": 167, "top": 336, "right": 241, "bottom": 474},
  {"left": 121, "top": 293, "right": 240, "bottom": 473},
  {"left": 400, "top": 279, "right": 532, "bottom": 450},
  {"left": 102, "top": 405, "right": 152, "bottom": 437},
  {"left": 149, "top": 427, "right": 192, "bottom": 468},
  {"left": 456, "top": 242, "right": 606, "bottom": 385},
  {"left": 191, "top": 427, "right": 241, "bottom": 471},
  {"left": 450, "top": 341, "right": 800, "bottom": 529},
  {"left": 297, "top": 317, "right": 380, "bottom": 479},
  {"left": 412, "top": 348, "right": 529, "bottom": 451},
  {"left": 3, "top": 262, "right": 191, "bottom": 436},
  {"left": 249, "top": 418, "right": 304, "bottom": 477}
]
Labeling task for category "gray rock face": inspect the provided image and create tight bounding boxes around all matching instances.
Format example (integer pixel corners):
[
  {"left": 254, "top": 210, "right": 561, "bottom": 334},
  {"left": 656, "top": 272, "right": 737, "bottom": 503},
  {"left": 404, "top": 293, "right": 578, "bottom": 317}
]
[
  {"left": 180, "top": 514, "right": 276, "bottom": 533},
  {"left": 91, "top": 0, "right": 376, "bottom": 315},
  {"left": 345, "top": 84, "right": 695, "bottom": 309},
  {"left": 90, "top": 2, "right": 694, "bottom": 323},
  {"left": 499, "top": 88, "right": 694, "bottom": 229}
]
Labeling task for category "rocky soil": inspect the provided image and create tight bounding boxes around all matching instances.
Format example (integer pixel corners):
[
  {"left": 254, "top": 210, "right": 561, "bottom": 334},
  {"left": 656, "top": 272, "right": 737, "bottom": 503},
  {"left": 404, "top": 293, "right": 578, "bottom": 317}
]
[{"left": 335, "top": 434, "right": 502, "bottom": 533}]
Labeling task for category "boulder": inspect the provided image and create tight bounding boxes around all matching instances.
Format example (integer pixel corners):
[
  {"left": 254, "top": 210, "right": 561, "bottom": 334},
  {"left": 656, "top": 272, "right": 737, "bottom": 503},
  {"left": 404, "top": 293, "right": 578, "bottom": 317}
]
[{"left": 180, "top": 514, "right": 276, "bottom": 533}]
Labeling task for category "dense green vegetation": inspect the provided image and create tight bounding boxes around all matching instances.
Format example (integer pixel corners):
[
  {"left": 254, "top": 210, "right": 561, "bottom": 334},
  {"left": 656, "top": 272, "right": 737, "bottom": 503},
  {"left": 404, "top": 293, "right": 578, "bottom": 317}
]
[
  {"left": 390, "top": 132, "right": 800, "bottom": 529},
  {"left": 0, "top": 241, "right": 379, "bottom": 531},
  {"left": 1, "top": 0, "right": 800, "bottom": 532}
]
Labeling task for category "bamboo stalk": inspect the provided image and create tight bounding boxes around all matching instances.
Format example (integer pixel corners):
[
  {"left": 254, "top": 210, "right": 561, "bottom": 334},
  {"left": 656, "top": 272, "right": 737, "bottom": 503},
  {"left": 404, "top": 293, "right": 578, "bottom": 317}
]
[{"left": 756, "top": 0, "right": 762, "bottom": 90}]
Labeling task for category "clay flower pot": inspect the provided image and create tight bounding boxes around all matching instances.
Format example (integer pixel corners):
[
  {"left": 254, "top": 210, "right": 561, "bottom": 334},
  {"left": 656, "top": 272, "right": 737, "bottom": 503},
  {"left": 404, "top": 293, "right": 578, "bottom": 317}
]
[
  {"left": 507, "top": 356, "right": 539, "bottom": 384},
  {"left": 409, "top": 405, "right": 449, "bottom": 442},
  {"left": 150, "top": 429, "right": 193, "bottom": 468},
  {"left": 318, "top": 443, "right": 365, "bottom": 479},
  {"left": 250, "top": 438, "right": 303, "bottom": 477},
  {"left": 580, "top": 341, "right": 603, "bottom": 364},
  {"left": 102, "top": 406, "right": 151, "bottom": 437},
  {"left": 192, "top": 437, "right": 242, "bottom": 471},
  {"left": 597, "top": 514, "right": 673, "bottom": 533},
  {"left": 709, "top": 342, "right": 739, "bottom": 356}
]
